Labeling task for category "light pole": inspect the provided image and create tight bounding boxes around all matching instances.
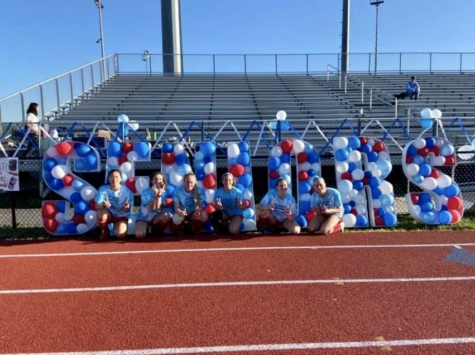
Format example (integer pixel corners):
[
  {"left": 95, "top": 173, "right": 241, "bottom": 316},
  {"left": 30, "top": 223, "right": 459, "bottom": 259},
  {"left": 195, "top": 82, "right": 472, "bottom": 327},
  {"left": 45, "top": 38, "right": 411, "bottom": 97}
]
[
  {"left": 370, "top": 0, "right": 384, "bottom": 74},
  {"left": 94, "top": 0, "right": 106, "bottom": 78}
]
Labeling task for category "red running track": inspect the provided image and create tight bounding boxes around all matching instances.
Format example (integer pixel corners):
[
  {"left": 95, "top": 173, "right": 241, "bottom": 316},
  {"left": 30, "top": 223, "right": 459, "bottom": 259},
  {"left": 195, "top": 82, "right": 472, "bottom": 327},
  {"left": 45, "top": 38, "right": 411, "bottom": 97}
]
[{"left": 1, "top": 231, "right": 475, "bottom": 354}]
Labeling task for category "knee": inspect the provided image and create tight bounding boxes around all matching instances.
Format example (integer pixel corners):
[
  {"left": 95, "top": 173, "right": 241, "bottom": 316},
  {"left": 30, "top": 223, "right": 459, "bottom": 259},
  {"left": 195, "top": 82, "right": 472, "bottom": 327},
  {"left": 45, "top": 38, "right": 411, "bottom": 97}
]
[
  {"left": 320, "top": 227, "right": 331, "bottom": 235},
  {"left": 116, "top": 232, "right": 127, "bottom": 239},
  {"left": 229, "top": 226, "right": 240, "bottom": 235}
]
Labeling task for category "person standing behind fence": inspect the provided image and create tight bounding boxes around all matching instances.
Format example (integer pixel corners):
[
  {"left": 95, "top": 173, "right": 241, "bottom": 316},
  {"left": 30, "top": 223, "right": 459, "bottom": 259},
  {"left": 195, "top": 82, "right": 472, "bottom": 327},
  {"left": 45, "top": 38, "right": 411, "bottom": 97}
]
[
  {"left": 95, "top": 169, "right": 133, "bottom": 239},
  {"left": 25, "top": 103, "right": 40, "bottom": 135},
  {"left": 135, "top": 172, "right": 172, "bottom": 238},
  {"left": 406, "top": 76, "right": 420, "bottom": 100},
  {"left": 308, "top": 177, "right": 344, "bottom": 235},
  {"left": 257, "top": 178, "right": 300, "bottom": 235}
]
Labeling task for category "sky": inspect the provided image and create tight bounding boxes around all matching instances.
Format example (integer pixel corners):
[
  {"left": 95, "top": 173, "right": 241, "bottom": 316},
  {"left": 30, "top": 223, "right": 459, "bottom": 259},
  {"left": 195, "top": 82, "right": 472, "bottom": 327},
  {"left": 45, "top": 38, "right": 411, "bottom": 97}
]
[{"left": 1, "top": 0, "right": 474, "bottom": 98}]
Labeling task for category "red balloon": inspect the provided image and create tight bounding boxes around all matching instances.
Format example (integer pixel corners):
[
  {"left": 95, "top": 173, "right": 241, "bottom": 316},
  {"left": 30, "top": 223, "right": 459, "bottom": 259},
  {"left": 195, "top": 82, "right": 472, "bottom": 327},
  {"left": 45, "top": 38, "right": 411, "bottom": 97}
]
[
  {"left": 449, "top": 210, "right": 462, "bottom": 224},
  {"left": 89, "top": 200, "right": 96, "bottom": 210},
  {"left": 360, "top": 137, "right": 368, "bottom": 145},
  {"left": 62, "top": 174, "right": 74, "bottom": 186},
  {"left": 123, "top": 142, "right": 134, "bottom": 154},
  {"left": 44, "top": 219, "right": 59, "bottom": 233},
  {"left": 406, "top": 156, "right": 413, "bottom": 164},
  {"left": 280, "top": 140, "right": 293, "bottom": 153},
  {"left": 42, "top": 202, "right": 57, "bottom": 219},
  {"left": 297, "top": 152, "right": 308, "bottom": 164},
  {"left": 243, "top": 199, "right": 251, "bottom": 208},
  {"left": 444, "top": 156, "right": 455, "bottom": 166},
  {"left": 410, "top": 193, "right": 420, "bottom": 205},
  {"left": 72, "top": 215, "right": 86, "bottom": 224},
  {"left": 298, "top": 171, "right": 309, "bottom": 181},
  {"left": 118, "top": 155, "right": 128, "bottom": 166},
  {"left": 125, "top": 178, "right": 137, "bottom": 193},
  {"left": 448, "top": 197, "right": 463, "bottom": 210},
  {"left": 204, "top": 204, "right": 216, "bottom": 215},
  {"left": 162, "top": 153, "right": 176, "bottom": 165},
  {"left": 417, "top": 148, "right": 429, "bottom": 157},
  {"left": 362, "top": 178, "right": 369, "bottom": 185},
  {"left": 229, "top": 164, "right": 245, "bottom": 177},
  {"left": 203, "top": 174, "right": 217, "bottom": 189},
  {"left": 431, "top": 146, "right": 440, "bottom": 156},
  {"left": 375, "top": 216, "right": 384, "bottom": 226},
  {"left": 341, "top": 172, "right": 353, "bottom": 181},
  {"left": 56, "top": 142, "right": 73, "bottom": 156},
  {"left": 350, "top": 209, "right": 357, "bottom": 216},
  {"left": 306, "top": 210, "right": 317, "bottom": 222},
  {"left": 309, "top": 187, "right": 315, "bottom": 195},
  {"left": 165, "top": 197, "right": 174, "bottom": 208},
  {"left": 428, "top": 170, "right": 440, "bottom": 179},
  {"left": 269, "top": 170, "right": 280, "bottom": 179},
  {"left": 373, "top": 142, "right": 385, "bottom": 153}
]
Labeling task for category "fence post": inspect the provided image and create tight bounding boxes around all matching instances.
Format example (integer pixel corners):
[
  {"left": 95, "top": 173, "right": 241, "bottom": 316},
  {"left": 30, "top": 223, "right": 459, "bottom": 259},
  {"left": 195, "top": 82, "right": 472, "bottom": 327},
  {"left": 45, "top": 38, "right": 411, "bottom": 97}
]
[
  {"left": 357, "top": 118, "right": 362, "bottom": 136},
  {"left": 81, "top": 68, "right": 85, "bottom": 95},
  {"left": 361, "top": 81, "right": 364, "bottom": 103},
  {"left": 394, "top": 98, "right": 398, "bottom": 118},
  {"left": 277, "top": 119, "right": 282, "bottom": 143},
  {"left": 369, "top": 88, "right": 373, "bottom": 110},
  {"left": 116, "top": 54, "right": 120, "bottom": 75},
  {"left": 244, "top": 55, "right": 247, "bottom": 75},
  {"left": 91, "top": 65, "right": 95, "bottom": 91},
  {"left": 429, "top": 53, "right": 432, "bottom": 73},
  {"left": 20, "top": 92, "right": 26, "bottom": 122},
  {"left": 275, "top": 55, "right": 278, "bottom": 75},
  {"left": 344, "top": 75, "right": 348, "bottom": 94},
  {"left": 306, "top": 54, "right": 309, "bottom": 75},
  {"left": 39, "top": 85, "right": 45, "bottom": 121},
  {"left": 11, "top": 192, "right": 17, "bottom": 229},
  {"left": 399, "top": 53, "right": 402, "bottom": 73},
  {"left": 213, "top": 54, "right": 215, "bottom": 75},
  {"left": 149, "top": 55, "right": 152, "bottom": 75},
  {"left": 69, "top": 73, "right": 74, "bottom": 106},
  {"left": 368, "top": 53, "right": 372, "bottom": 74},
  {"left": 460, "top": 53, "right": 463, "bottom": 73},
  {"left": 55, "top": 78, "right": 61, "bottom": 117}
]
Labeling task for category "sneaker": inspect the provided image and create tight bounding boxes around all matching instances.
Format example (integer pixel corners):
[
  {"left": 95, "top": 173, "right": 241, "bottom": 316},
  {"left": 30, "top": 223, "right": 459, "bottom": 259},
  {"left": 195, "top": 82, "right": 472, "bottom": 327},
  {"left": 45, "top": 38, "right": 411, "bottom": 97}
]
[{"left": 339, "top": 222, "right": 345, "bottom": 233}]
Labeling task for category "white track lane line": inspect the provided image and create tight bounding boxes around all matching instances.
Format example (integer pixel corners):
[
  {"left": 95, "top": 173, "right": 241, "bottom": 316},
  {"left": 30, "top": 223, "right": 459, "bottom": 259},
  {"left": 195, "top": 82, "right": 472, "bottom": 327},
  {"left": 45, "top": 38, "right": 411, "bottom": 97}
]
[
  {"left": 2, "top": 277, "right": 475, "bottom": 294},
  {"left": 3, "top": 337, "right": 475, "bottom": 354},
  {"left": 1, "top": 243, "right": 475, "bottom": 259}
]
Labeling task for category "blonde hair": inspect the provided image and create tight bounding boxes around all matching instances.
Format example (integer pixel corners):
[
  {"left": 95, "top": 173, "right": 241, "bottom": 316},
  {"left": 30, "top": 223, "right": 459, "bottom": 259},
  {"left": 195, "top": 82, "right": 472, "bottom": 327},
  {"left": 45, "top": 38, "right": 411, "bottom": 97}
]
[
  {"left": 152, "top": 172, "right": 167, "bottom": 188},
  {"left": 184, "top": 172, "right": 199, "bottom": 206}
]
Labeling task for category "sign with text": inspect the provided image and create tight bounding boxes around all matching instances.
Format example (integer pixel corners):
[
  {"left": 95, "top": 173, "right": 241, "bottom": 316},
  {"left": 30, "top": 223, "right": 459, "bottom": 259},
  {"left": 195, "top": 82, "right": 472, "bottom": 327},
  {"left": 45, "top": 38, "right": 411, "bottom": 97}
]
[{"left": 0, "top": 158, "right": 19, "bottom": 191}]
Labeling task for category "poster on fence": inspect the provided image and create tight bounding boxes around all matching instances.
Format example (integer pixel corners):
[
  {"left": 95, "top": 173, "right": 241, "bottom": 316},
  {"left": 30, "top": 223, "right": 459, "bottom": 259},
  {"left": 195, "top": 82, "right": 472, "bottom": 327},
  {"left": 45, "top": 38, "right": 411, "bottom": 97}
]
[{"left": 0, "top": 158, "right": 19, "bottom": 191}]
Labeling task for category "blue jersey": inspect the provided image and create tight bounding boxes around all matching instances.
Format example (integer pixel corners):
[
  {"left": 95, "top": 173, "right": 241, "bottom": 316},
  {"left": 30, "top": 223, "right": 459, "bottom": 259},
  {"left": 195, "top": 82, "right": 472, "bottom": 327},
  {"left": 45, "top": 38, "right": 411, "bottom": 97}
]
[
  {"left": 311, "top": 188, "right": 343, "bottom": 217},
  {"left": 136, "top": 187, "right": 173, "bottom": 222},
  {"left": 406, "top": 81, "right": 420, "bottom": 92},
  {"left": 260, "top": 190, "right": 297, "bottom": 222},
  {"left": 214, "top": 187, "right": 243, "bottom": 217},
  {"left": 95, "top": 185, "right": 134, "bottom": 218},
  {"left": 173, "top": 185, "right": 206, "bottom": 214}
]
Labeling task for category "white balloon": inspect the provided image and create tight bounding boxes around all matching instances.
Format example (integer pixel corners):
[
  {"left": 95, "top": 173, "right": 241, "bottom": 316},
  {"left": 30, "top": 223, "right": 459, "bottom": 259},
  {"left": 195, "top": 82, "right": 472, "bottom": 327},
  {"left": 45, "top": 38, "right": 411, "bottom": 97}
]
[
  {"left": 352, "top": 169, "right": 364, "bottom": 181},
  {"left": 128, "top": 121, "right": 139, "bottom": 131},
  {"left": 432, "top": 109, "right": 442, "bottom": 120},
  {"left": 372, "top": 169, "right": 382, "bottom": 177},
  {"left": 349, "top": 189, "right": 358, "bottom": 198},
  {"left": 355, "top": 194, "right": 366, "bottom": 205},
  {"left": 76, "top": 224, "right": 89, "bottom": 234},
  {"left": 367, "top": 139, "right": 375, "bottom": 147},
  {"left": 243, "top": 218, "right": 257, "bottom": 231},
  {"left": 196, "top": 181, "right": 204, "bottom": 188},
  {"left": 276, "top": 110, "right": 287, "bottom": 120},
  {"left": 343, "top": 213, "right": 357, "bottom": 228},
  {"left": 243, "top": 188, "right": 253, "bottom": 200},
  {"left": 292, "top": 140, "right": 305, "bottom": 154},
  {"left": 46, "top": 147, "right": 59, "bottom": 158},
  {"left": 414, "top": 205, "right": 421, "bottom": 215},
  {"left": 204, "top": 162, "right": 216, "bottom": 175},
  {"left": 170, "top": 172, "right": 183, "bottom": 187},
  {"left": 300, "top": 193, "right": 311, "bottom": 201},
  {"left": 245, "top": 166, "right": 252, "bottom": 173},
  {"left": 349, "top": 150, "right": 361, "bottom": 162},
  {"left": 195, "top": 151, "right": 204, "bottom": 161},
  {"left": 278, "top": 163, "right": 291, "bottom": 175},
  {"left": 356, "top": 205, "right": 366, "bottom": 215},
  {"left": 299, "top": 162, "right": 311, "bottom": 171},
  {"left": 271, "top": 146, "right": 283, "bottom": 157},
  {"left": 227, "top": 143, "right": 240, "bottom": 158},
  {"left": 172, "top": 213, "right": 185, "bottom": 225},
  {"left": 205, "top": 189, "right": 215, "bottom": 204},
  {"left": 338, "top": 180, "right": 352, "bottom": 193},
  {"left": 164, "top": 164, "right": 178, "bottom": 174},
  {"left": 378, "top": 181, "right": 393, "bottom": 195},
  {"left": 413, "top": 138, "right": 426, "bottom": 149},
  {"left": 55, "top": 212, "right": 66, "bottom": 223},
  {"left": 85, "top": 210, "right": 97, "bottom": 226},
  {"left": 80, "top": 186, "right": 96, "bottom": 201},
  {"left": 386, "top": 206, "right": 395, "bottom": 213},
  {"left": 407, "top": 164, "right": 420, "bottom": 176},
  {"left": 433, "top": 156, "right": 446, "bottom": 166},
  {"left": 372, "top": 199, "right": 381, "bottom": 209},
  {"left": 127, "top": 151, "right": 139, "bottom": 162},
  {"left": 368, "top": 162, "right": 378, "bottom": 171},
  {"left": 420, "top": 177, "right": 437, "bottom": 190},
  {"left": 341, "top": 194, "right": 351, "bottom": 203},
  {"left": 120, "top": 162, "right": 132, "bottom": 174},
  {"left": 117, "top": 114, "right": 129, "bottom": 123},
  {"left": 437, "top": 175, "right": 452, "bottom": 188},
  {"left": 135, "top": 177, "right": 148, "bottom": 193},
  {"left": 108, "top": 157, "right": 118, "bottom": 167},
  {"left": 336, "top": 162, "right": 349, "bottom": 173},
  {"left": 378, "top": 151, "right": 389, "bottom": 160},
  {"left": 439, "top": 195, "right": 449, "bottom": 205},
  {"left": 311, "top": 163, "right": 320, "bottom": 172},
  {"left": 333, "top": 137, "right": 349, "bottom": 149},
  {"left": 61, "top": 187, "right": 75, "bottom": 199},
  {"left": 51, "top": 165, "right": 68, "bottom": 179},
  {"left": 174, "top": 144, "right": 185, "bottom": 155},
  {"left": 420, "top": 108, "right": 433, "bottom": 119},
  {"left": 245, "top": 208, "right": 255, "bottom": 219}
]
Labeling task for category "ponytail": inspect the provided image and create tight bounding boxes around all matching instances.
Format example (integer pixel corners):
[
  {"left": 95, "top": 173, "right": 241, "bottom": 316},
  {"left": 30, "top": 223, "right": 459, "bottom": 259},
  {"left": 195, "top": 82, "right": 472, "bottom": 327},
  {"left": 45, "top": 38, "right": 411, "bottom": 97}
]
[{"left": 184, "top": 172, "right": 200, "bottom": 206}]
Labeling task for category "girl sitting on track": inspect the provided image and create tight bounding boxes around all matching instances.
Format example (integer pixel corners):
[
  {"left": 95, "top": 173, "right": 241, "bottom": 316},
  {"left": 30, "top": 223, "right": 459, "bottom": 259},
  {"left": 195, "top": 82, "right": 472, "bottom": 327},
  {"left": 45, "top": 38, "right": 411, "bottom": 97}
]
[
  {"left": 135, "top": 172, "right": 172, "bottom": 238},
  {"left": 170, "top": 172, "right": 208, "bottom": 236},
  {"left": 257, "top": 178, "right": 300, "bottom": 235},
  {"left": 211, "top": 172, "right": 246, "bottom": 235},
  {"left": 308, "top": 177, "right": 344, "bottom": 235},
  {"left": 95, "top": 169, "right": 134, "bottom": 239}
]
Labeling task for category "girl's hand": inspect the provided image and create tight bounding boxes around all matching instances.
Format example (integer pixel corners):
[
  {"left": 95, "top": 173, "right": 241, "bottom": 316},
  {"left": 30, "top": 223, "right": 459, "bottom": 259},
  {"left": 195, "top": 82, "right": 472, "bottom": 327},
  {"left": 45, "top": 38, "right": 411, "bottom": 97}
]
[{"left": 103, "top": 197, "right": 111, "bottom": 209}]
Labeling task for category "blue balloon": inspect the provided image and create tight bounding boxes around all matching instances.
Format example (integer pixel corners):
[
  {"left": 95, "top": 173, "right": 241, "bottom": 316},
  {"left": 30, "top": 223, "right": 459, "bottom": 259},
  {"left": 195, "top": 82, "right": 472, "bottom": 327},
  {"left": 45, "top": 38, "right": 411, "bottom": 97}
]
[
  {"left": 50, "top": 178, "right": 64, "bottom": 191},
  {"left": 135, "top": 142, "right": 150, "bottom": 158},
  {"left": 420, "top": 119, "right": 434, "bottom": 129},
  {"left": 308, "top": 152, "right": 319, "bottom": 164},
  {"left": 295, "top": 215, "right": 307, "bottom": 228},
  {"left": 348, "top": 162, "right": 357, "bottom": 173},
  {"left": 74, "top": 201, "right": 89, "bottom": 215},
  {"left": 356, "top": 214, "right": 368, "bottom": 227},
  {"left": 280, "top": 154, "right": 290, "bottom": 164},
  {"left": 444, "top": 184, "right": 460, "bottom": 197},
  {"left": 353, "top": 180, "right": 364, "bottom": 191},
  {"left": 281, "top": 174, "right": 291, "bottom": 185},
  {"left": 196, "top": 169, "right": 205, "bottom": 181},
  {"left": 440, "top": 144, "right": 455, "bottom": 157},
  {"left": 308, "top": 169, "right": 316, "bottom": 177},
  {"left": 228, "top": 157, "right": 238, "bottom": 165},
  {"left": 421, "top": 212, "right": 436, "bottom": 224},
  {"left": 380, "top": 194, "right": 394, "bottom": 207},
  {"left": 108, "top": 142, "right": 122, "bottom": 157},
  {"left": 299, "top": 200, "right": 311, "bottom": 214},
  {"left": 195, "top": 160, "right": 205, "bottom": 171},
  {"left": 371, "top": 188, "right": 381, "bottom": 199},
  {"left": 304, "top": 144, "right": 314, "bottom": 154},
  {"left": 412, "top": 155, "right": 424, "bottom": 165},
  {"left": 203, "top": 218, "right": 214, "bottom": 232},
  {"left": 162, "top": 142, "right": 174, "bottom": 153},
  {"left": 236, "top": 184, "right": 245, "bottom": 192},
  {"left": 383, "top": 212, "right": 397, "bottom": 227},
  {"left": 364, "top": 171, "right": 373, "bottom": 179},
  {"left": 70, "top": 192, "right": 82, "bottom": 203},
  {"left": 407, "top": 145, "right": 418, "bottom": 156},
  {"left": 425, "top": 138, "right": 436, "bottom": 148},
  {"left": 166, "top": 184, "right": 176, "bottom": 196},
  {"left": 370, "top": 177, "right": 382, "bottom": 187},
  {"left": 349, "top": 201, "right": 356, "bottom": 207},
  {"left": 65, "top": 223, "right": 78, "bottom": 234},
  {"left": 74, "top": 143, "right": 91, "bottom": 157},
  {"left": 367, "top": 152, "right": 379, "bottom": 163},
  {"left": 238, "top": 141, "right": 249, "bottom": 153},
  {"left": 56, "top": 201, "right": 66, "bottom": 213},
  {"left": 376, "top": 160, "right": 392, "bottom": 177},
  {"left": 361, "top": 145, "right": 372, "bottom": 154},
  {"left": 243, "top": 208, "right": 255, "bottom": 219},
  {"left": 377, "top": 208, "right": 386, "bottom": 217},
  {"left": 418, "top": 163, "right": 432, "bottom": 177},
  {"left": 348, "top": 136, "right": 361, "bottom": 149},
  {"left": 441, "top": 205, "right": 448, "bottom": 211},
  {"left": 335, "top": 149, "right": 349, "bottom": 161},
  {"left": 43, "top": 158, "right": 57, "bottom": 172},
  {"left": 200, "top": 142, "right": 216, "bottom": 156},
  {"left": 83, "top": 153, "right": 98, "bottom": 170},
  {"left": 176, "top": 154, "right": 188, "bottom": 166},
  {"left": 421, "top": 202, "right": 434, "bottom": 212},
  {"left": 269, "top": 157, "right": 280, "bottom": 170},
  {"left": 237, "top": 152, "right": 250, "bottom": 166},
  {"left": 433, "top": 187, "right": 444, "bottom": 195},
  {"left": 74, "top": 159, "right": 86, "bottom": 171},
  {"left": 239, "top": 173, "right": 252, "bottom": 187},
  {"left": 56, "top": 224, "right": 66, "bottom": 235},
  {"left": 438, "top": 210, "right": 452, "bottom": 225},
  {"left": 72, "top": 179, "right": 84, "bottom": 191},
  {"left": 269, "top": 179, "right": 277, "bottom": 189},
  {"left": 178, "top": 164, "right": 192, "bottom": 176},
  {"left": 298, "top": 181, "right": 312, "bottom": 194},
  {"left": 419, "top": 193, "right": 431, "bottom": 204},
  {"left": 412, "top": 174, "right": 424, "bottom": 184},
  {"left": 343, "top": 203, "right": 352, "bottom": 214},
  {"left": 44, "top": 172, "right": 54, "bottom": 183}
]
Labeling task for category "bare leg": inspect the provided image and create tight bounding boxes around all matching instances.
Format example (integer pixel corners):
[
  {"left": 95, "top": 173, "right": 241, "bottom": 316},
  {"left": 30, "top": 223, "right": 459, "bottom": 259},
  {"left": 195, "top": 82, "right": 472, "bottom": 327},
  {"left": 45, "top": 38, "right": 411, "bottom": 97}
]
[
  {"left": 228, "top": 216, "right": 243, "bottom": 235},
  {"left": 190, "top": 211, "right": 208, "bottom": 236},
  {"left": 114, "top": 220, "right": 128, "bottom": 238},
  {"left": 97, "top": 210, "right": 112, "bottom": 239},
  {"left": 308, "top": 214, "right": 326, "bottom": 233},
  {"left": 135, "top": 221, "right": 149, "bottom": 238},
  {"left": 320, "top": 215, "right": 342, "bottom": 235},
  {"left": 283, "top": 219, "right": 301, "bottom": 235}
]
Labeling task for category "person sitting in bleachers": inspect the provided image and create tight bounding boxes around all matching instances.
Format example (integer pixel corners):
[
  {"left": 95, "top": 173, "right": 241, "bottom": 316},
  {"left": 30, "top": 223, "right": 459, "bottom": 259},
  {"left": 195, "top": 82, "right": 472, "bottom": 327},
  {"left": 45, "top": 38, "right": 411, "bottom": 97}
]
[{"left": 406, "top": 76, "right": 420, "bottom": 100}]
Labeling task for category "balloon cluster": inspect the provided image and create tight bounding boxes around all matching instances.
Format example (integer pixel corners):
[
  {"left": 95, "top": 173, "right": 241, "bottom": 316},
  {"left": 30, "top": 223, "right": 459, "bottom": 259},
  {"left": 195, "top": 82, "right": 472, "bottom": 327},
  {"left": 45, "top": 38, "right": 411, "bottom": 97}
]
[
  {"left": 268, "top": 139, "right": 321, "bottom": 228},
  {"left": 420, "top": 108, "right": 442, "bottom": 129},
  {"left": 107, "top": 141, "right": 151, "bottom": 194},
  {"left": 42, "top": 142, "right": 100, "bottom": 235},
  {"left": 403, "top": 136, "right": 463, "bottom": 225},
  {"left": 228, "top": 141, "right": 256, "bottom": 231},
  {"left": 161, "top": 142, "right": 191, "bottom": 198},
  {"left": 334, "top": 136, "right": 397, "bottom": 228}
]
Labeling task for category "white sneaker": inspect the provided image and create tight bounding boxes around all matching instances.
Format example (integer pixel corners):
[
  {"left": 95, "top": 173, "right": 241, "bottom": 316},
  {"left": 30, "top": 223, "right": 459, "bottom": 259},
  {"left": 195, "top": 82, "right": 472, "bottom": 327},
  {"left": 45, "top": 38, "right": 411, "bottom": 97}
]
[{"left": 339, "top": 222, "right": 345, "bottom": 233}]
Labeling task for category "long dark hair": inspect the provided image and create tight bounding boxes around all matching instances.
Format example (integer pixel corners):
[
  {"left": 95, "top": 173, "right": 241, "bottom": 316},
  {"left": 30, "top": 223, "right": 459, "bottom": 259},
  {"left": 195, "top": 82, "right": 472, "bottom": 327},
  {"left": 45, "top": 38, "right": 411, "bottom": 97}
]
[{"left": 26, "top": 103, "right": 39, "bottom": 116}]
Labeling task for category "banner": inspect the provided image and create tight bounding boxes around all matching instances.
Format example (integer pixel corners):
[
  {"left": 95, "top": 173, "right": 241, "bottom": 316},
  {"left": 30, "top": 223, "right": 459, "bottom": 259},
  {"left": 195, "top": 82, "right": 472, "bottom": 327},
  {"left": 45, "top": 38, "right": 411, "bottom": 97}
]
[{"left": 0, "top": 158, "right": 19, "bottom": 191}]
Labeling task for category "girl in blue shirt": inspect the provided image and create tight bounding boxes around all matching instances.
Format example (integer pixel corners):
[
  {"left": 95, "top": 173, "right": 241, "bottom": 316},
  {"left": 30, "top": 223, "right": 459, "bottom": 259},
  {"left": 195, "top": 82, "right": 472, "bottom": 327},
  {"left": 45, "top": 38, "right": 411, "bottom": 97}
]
[
  {"left": 211, "top": 172, "right": 246, "bottom": 235},
  {"left": 308, "top": 177, "right": 344, "bottom": 235},
  {"left": 171, "top": 172, "right": 208, "bottom": 236},
  {"left": 135, "top": 172, "right": 172, "bottom": 238},
  {"left": 95, "top": 169, "right": 133, "bottom": 239},
  {"left": 257, "top": 178, "right": 300, "bottom": 234}
]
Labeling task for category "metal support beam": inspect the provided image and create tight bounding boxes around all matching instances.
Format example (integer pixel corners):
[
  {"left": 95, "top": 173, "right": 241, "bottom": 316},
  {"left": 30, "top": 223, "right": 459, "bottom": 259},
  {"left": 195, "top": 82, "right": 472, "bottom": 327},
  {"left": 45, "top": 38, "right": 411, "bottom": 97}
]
[
  {"left": 341, "top": 0, "right": 350, "bottom": 73},
  {"left": 161, "top": 0, "right": 183, "bottom": 75}
]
